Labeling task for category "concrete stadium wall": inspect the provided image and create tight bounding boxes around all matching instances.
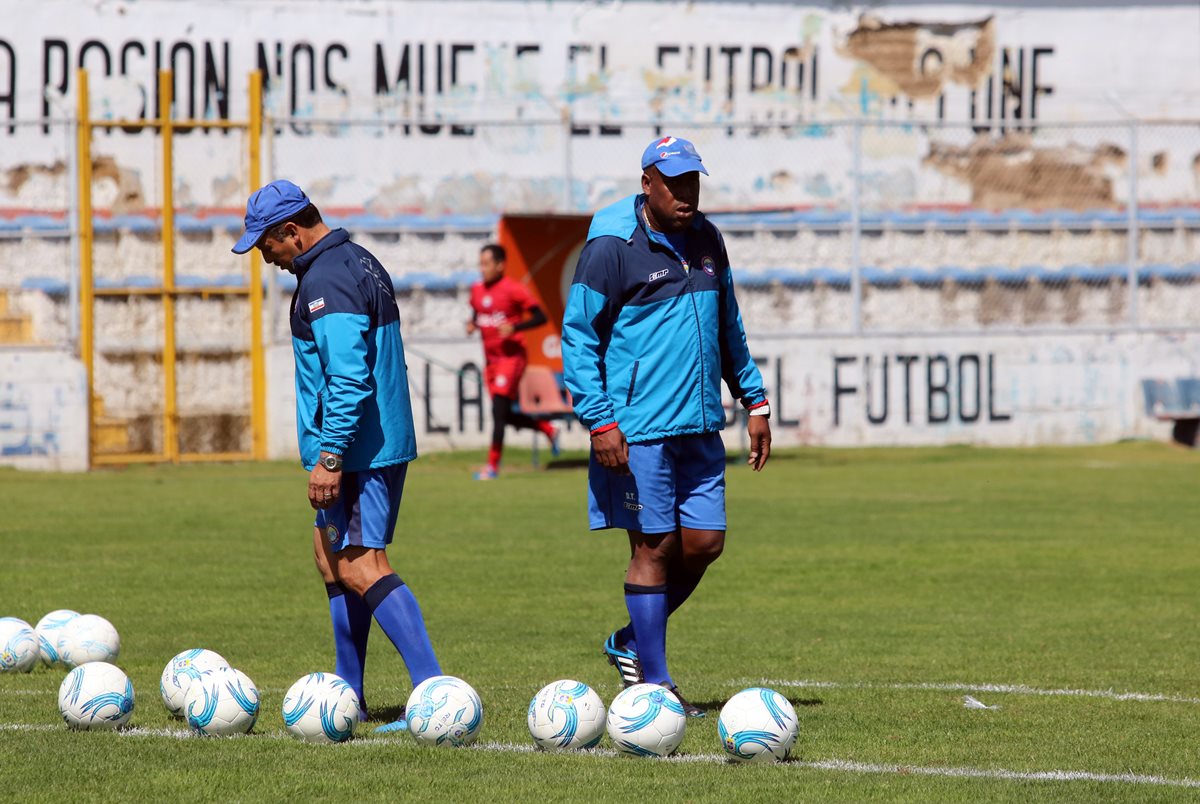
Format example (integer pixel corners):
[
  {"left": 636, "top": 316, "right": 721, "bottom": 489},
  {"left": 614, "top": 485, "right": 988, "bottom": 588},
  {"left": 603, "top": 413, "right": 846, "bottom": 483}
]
[
  {"left": 260, "top": 330, "right": 1190, "bottom": 459},
  {"left": 0, "top": 348, "right": 87, "bottom": 471},
  {"left": 3, "top": 329, "right": 1191, "bottom": 470}
]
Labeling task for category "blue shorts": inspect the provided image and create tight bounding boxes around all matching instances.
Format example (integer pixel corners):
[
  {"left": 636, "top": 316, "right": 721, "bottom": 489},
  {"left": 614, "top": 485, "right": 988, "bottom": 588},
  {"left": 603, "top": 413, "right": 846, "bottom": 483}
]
[
  {"left": 315, "top": 464, "right": 408, "bottom": 553},
  {"left": 587, "top": 433, "right": 726, "bottom": 534}
]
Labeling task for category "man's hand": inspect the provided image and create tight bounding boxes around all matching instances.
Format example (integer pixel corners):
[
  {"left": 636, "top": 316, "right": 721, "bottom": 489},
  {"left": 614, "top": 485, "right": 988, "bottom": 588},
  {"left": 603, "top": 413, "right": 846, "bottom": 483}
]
[
  {"left": 308, "top": 456, "right": 342, "bottom": 509},
  {"left": 465, "top": 320, "right": 477, "bottom": 336},
  {"left": 592, "top": 427, "right": 630, "bottom": 475},
  {"left": 747, "top": 416, "right": 771, "bottom": 471},
  {"left": 497, "top": 322, "right": 515, "bottom": 337}
]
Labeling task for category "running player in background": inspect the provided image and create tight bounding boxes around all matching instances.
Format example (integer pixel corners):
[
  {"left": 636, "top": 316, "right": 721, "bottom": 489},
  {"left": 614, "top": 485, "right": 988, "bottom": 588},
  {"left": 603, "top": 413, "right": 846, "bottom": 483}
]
[{"left": 467, "top": 243, "right": 560, "bottom": 480}]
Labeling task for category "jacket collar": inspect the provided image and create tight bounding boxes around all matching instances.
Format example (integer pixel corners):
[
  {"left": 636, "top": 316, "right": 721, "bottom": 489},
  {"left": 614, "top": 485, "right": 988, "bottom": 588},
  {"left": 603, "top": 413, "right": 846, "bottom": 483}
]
[
  {"left": 293, "top": 228, "right": 351, "bottom": 275},
  {"left": 586, "top": 194, "right": 704, "bottom": 243}
]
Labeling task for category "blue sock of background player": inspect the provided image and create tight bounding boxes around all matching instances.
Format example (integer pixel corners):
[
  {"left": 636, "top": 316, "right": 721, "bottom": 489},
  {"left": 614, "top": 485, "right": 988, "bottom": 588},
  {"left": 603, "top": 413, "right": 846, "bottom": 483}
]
[
  {"left": 615, "top": 566, "right": 702, "bottom": 651},
  {"left": 326, "top": 582, "right": 372, "bottom": 720},
  {"left": 624, "top": 583, "right": 672, "bottom": 686},
  {"left": 363, "top": 574, "right": 442, "bottom": 686}
]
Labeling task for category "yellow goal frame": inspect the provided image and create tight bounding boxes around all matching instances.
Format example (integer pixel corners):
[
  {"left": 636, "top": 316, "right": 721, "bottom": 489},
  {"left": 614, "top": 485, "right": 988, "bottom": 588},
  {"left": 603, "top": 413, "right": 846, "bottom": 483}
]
[{"left": 76, "top": 69, "right": 266, "bottom": 467}]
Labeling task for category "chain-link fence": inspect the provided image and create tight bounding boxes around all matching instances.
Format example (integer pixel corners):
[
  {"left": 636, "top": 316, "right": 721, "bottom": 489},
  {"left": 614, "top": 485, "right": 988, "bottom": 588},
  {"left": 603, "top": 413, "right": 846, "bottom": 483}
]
[{"left": 2, "top": 116, "right": 1197, "bottom": 343}]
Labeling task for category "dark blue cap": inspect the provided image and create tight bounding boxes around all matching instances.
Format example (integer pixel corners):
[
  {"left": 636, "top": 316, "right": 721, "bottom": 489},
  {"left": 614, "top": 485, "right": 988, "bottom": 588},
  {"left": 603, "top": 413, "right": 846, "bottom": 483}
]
[
  {"left": 640, "top": 135, "right": 708, "bottom": 177},
  {"left": 232, "top": 179, "right": 311, "bottom": 254}
]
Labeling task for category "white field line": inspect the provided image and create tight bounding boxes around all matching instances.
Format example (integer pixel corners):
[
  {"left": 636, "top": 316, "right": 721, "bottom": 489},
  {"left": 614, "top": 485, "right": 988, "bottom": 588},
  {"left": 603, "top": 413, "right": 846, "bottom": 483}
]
[
  {"left": 749, "top": 679, "right": 1200, "bottom": 705},
  {"left": 1, "top": 725, "right": 1198, "bottom": 789}
]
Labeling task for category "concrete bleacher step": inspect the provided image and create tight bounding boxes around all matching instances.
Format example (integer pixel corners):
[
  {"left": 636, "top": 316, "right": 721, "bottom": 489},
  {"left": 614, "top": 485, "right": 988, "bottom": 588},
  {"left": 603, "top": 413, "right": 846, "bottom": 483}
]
[
  {"left": 0, "top": 291, "right": 34, "bottom": 344},
  {"left": 91, "top": 395, "right": 131, "bottom": 454}
]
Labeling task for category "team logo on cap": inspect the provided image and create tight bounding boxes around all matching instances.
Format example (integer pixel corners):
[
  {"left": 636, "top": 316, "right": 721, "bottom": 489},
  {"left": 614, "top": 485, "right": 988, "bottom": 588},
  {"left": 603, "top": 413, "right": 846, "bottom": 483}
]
[
  {"left": 656, "top": 136, "right": 677, "bottom": 147},
  {"left": 701, "top": 256, "right": 716, "bottom": 276}
]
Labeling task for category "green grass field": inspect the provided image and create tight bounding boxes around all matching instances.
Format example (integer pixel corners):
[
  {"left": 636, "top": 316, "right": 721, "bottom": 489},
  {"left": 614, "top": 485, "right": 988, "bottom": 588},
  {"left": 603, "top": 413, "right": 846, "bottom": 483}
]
[{"left": 2, "top": 443, "right": 1199, "bottom": 801}]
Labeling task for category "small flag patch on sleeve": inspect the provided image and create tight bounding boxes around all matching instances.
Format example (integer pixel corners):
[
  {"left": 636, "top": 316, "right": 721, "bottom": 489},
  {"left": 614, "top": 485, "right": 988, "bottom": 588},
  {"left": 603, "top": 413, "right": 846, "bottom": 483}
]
[{"left": 308, "top": 297, "right": 325, "bottom": 313}]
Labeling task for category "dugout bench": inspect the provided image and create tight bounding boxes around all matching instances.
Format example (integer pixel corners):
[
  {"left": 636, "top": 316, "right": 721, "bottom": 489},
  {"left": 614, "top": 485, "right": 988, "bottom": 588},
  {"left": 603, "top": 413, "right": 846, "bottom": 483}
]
[
  {"left": 1142, "top": 378, "right": 1200, "bottom": 447},
  {"left": 516, "top": 366, "right": 575, "bottom": 466}
]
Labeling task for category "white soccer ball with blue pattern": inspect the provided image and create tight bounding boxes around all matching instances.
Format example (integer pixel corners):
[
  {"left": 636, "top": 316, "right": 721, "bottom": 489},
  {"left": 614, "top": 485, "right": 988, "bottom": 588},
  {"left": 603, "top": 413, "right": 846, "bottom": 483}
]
[
  {"left": 185, "top": 667, "right": 259, "bottom": 736},
  {"left": 606, "top": 683, "right": 687, "bottom": 757},
  {"left": 528, "top": 679, "right": 606, "bottom": 750},
  {"left": 35, "top": 610, "right": 79, "bottom": 667},
  {"left": 718, "top": 687, "right": 799, "bottom": 763},
  {"left": 57, "top": 661, "right": 135, "bottom": 730},
  {"left": 160, "top": 648, "right": 230, "bottom": 717},
  {"left": 0, "top": 619, "right": 39, "bottom": 673},
  {"left": 282, "top": 672, "right": 359, "bottom": 744},
  {"left": 406, "top": 675, "right": 484, "bottom": 747},
  {"left": 56, "top": 614, "right": 120, "bottom": 668}
]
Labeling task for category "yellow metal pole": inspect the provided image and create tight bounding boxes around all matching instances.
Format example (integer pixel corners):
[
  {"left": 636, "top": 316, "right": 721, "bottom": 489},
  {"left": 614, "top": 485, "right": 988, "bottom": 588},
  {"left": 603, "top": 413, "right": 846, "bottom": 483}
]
[
  {"left": 76, "top": 69, "right": 95, "bottom": 469},
  {"left": 247, "top": 70, "right": 267, "bottom": 460},
  {"left": 159, "top": 70, "right": 179, "bottom": 463}
]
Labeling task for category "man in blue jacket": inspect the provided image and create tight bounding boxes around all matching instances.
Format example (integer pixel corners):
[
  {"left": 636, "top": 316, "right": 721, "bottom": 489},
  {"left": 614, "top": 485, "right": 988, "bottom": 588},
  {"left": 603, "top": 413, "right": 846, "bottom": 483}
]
[
  {"left": 233, "top": 180, "right": 440, "bottom": 729},
  {"left": 562, "top": 137, "right": 772, "bottom": 716}
]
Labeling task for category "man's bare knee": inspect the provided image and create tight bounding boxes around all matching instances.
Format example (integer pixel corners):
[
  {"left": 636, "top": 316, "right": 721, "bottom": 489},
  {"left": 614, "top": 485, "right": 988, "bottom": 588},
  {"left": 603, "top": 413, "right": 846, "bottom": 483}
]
[
  {"left": 681, "top": 530, "right": 724, "bottom": 574},
  {"left": 313, "top": 527, "right": 337, "bottom": 584},
  {"left": 626, "top": 530, "right": 678, "bottom": 586},
  {"left": 333, "top": 547, "right": 394, "bottom": 597}
]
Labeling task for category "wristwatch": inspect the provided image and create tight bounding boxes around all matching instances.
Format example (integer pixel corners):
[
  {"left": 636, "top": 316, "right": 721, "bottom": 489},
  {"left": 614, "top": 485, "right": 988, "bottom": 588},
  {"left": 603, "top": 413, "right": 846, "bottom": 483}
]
[{"left": 320, "top": 453, "right": 343, "bottom": 472}]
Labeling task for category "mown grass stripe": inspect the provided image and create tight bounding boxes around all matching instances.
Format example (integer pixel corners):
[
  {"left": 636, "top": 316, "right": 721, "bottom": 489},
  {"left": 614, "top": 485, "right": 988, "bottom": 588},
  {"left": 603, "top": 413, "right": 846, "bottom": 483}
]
[{"left": 3, "top": 724, "right": 1197, "bottom": 788}]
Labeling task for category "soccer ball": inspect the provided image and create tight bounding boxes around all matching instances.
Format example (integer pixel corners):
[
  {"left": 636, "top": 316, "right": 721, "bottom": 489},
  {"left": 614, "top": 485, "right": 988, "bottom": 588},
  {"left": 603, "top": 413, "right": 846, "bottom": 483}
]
[
  {"left": 0, "top": 620, "right": 39, "bottom": 673},
  {"left": 282, "top": 672, "right": 359, "bottom": 744},
  {"left": 185, "top": 667, "right": 259, "bottom": 736},
  {"left": 35, "top": 610, "right": 79, "bottom": 667},
  {"left": 57, "top": 614, "right": 120, "bottom": 667},
  {"left": 58, "top": 661, "right": 135, "bottom": 730},
  {"left": 527, "top": 679, "right": 606, "bottom": 750},
  {"left": 717, "top": 687, "right": 799, "bottom": 763},
  {"left": 406, "top": 675, "right": 484, "bottom": 747},
  {"left": 160, "top": 648, "right": 230, "bottom": 717},
  {"left": 606, "top": 684, "right": 687, "bottom": 757}
]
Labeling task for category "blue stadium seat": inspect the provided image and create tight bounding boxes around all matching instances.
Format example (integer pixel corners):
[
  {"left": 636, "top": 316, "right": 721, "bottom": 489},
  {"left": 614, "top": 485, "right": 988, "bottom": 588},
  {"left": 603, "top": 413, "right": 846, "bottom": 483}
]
[
  {"left": 20, "top": 276, "right": 69, "bottom": 295},
  {"left": 861, "top": 266, "right": 902, "bottom": 287}
]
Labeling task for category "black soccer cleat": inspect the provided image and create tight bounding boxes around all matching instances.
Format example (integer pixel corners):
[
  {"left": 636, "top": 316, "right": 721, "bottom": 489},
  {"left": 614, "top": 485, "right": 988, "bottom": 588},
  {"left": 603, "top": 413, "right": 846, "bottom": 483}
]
[
  {"left": 602, "top": 631, "right": 644, "bottom": 688},
  {"left": 662, "top": 683, "right": 706, "bottom": 718}
]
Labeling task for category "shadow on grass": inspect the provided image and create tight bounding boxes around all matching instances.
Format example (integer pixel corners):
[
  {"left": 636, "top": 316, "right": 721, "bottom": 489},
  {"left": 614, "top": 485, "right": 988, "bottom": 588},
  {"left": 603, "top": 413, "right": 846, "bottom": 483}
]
[
  {"left": 367, "top": 703, "right": 407, "bottom": 724},
  {"left": 690, "top": 697, "right": 822, "bottom": 713}
]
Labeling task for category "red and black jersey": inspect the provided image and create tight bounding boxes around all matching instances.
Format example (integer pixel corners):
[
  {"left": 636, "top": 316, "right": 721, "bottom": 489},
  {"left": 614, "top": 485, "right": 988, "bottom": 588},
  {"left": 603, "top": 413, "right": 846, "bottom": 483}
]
[{"left": 470, "top": 276, "right": 538, "bottom": 361}]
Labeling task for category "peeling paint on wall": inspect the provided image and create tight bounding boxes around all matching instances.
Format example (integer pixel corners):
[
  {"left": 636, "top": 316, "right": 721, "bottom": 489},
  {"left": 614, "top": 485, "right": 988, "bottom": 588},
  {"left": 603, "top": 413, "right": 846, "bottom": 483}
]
[
  {"left": 4, "top": 161, "right": 67, "bottom": 196},
  {"left": 924, "top": 134, "right": 1125, "bottom": 209},
  {"left": 91, "top": 156, "right": 145, "bottom": 212},
  {"left": 841, "top": 14, "right": 995, "bottom": 100}
]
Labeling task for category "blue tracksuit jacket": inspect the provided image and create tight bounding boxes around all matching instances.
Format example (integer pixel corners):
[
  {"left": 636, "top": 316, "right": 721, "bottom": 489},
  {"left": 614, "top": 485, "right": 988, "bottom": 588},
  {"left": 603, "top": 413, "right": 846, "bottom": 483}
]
[
  {"left": 289, "top": 228, "right": 417, "bottom": 471},
  {"left": 562, "top": 194, "right": 766, "bottom": 443}
]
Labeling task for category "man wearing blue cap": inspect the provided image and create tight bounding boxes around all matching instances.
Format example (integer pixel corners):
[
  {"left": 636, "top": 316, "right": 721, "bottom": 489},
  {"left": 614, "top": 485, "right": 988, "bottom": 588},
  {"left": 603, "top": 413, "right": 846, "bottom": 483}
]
[
  {"left": 233, "top": 180, "right": 441, "bottom": 730},
  {"left": 562, "top": 137, "right": 772, "bottom": 716}
]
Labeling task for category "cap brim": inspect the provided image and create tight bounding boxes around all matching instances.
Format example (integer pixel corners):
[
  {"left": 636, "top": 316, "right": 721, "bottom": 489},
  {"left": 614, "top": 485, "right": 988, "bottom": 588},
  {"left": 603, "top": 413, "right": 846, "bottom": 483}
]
[
  {"left": 656, "top": 158, "right": 709, "bottom": 177},
  {"left": 231, "top": 227, "right": 265, "bottom": 255}
]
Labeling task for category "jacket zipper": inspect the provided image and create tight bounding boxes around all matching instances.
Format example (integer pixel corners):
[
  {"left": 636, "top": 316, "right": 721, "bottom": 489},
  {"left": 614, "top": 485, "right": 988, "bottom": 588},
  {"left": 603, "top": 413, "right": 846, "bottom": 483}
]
[
  {"left": 684, "top": 263, "right": 707, "bottom": 430},
  {"left": 626, "top": 360, "right": 640, "bottom": 406}
]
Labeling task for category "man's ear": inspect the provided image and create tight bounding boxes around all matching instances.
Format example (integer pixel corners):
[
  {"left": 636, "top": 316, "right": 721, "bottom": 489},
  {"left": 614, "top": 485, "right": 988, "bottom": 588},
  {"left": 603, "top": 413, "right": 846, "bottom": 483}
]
[{"left": 641, "top": 170, "right": 652, "bottom": 192}]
